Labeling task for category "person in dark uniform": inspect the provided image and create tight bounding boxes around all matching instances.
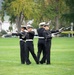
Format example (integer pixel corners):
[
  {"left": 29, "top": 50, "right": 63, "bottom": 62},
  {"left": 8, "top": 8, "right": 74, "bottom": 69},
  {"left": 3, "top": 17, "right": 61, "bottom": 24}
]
[
  {"left": 25, "top": 25, "right": 39, "bottom": 65},
  {"left": 37, "top": 22, "right": 46, "bottom": 64},
  {"left": 43, "top": 24, "right": 63, "bottom": 64},
  {"left": 12, "top": 26, "right": 30, "bottom": 64}
]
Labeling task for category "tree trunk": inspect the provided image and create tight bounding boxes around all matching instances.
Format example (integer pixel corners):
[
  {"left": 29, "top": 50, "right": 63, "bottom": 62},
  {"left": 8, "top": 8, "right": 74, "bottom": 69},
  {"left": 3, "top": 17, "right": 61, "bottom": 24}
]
[
  {"left": 15, "top": 16, "right": 21, "bottom": 32},
  {"left": 55, "top": 0, "right": 60, "bottom": 30},
  {"left": 55, "top": 15, "right": 60, "bottom": 30},
  {"left": 15, "top": 12, "right": 24, "bottom": 32}
]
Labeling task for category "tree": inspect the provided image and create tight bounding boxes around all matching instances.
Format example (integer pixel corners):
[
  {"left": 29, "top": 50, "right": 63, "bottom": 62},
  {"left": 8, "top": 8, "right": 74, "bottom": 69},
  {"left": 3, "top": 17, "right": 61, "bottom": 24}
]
[
  {"left": 35, "top": 0, "right": 67, "bottom": 29},
  {"left": 52, "top": 0, "right": 67, "bottom": 29},
  {"left": 32, "top": 0, "right": 57, "bottom": 28},
  {"left": 1, "top": 0, "right": 68, "bottom": 30},
  {"left": 2, "top": 0, "right": 40, "bottom": 32},
  {"left": 63, "top": 0, "right": 74, "bottom": 23}
]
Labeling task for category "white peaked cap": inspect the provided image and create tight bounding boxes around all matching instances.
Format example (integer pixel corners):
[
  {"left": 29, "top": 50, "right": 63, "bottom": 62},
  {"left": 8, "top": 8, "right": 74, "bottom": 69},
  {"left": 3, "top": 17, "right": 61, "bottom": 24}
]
[
  {"left": 21, "top": 25, "right": 26, "bottom": 27},
  {"left": 46, "top": 20, "right": 51, "bottom": 25},
  {"left": 26, "top": 25, "right": 33, "bottom": 28},
  {"left": 39, "top": 22, "right": 46, "bottom": 26},
  {"left": 27, "top": 19, "right": 34, "bottom": 25},
  {"left": 44, "top": 20, "right": 51, "bottom": 26}
]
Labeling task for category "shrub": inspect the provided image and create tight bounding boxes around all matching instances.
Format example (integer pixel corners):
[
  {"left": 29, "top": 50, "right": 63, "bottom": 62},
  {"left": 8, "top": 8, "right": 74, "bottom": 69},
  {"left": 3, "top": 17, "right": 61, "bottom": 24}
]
[{"left": 0, "top": 30, "right": 7, "bottom": 37}]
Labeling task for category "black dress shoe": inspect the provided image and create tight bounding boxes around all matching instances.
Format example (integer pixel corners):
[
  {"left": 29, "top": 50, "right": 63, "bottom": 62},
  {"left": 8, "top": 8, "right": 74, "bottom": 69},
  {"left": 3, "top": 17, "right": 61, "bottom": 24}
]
[
  {"left": 36, "top": 61, "right": 39, "bottom": 64},
  {"left": 21, "top": 62, "right": 25, "bottom": 64},
  {"left": 26, "top": 63, "right": 31, "bottom": 65},
  {"left": 40, "top": 61, "right": 45, "bottom": 64},
  {"left": 46, "top": 63, "right": 51, "bottom": 65},
  {"left": 26, "top": 62, "right": 31, "bottom": 65}
]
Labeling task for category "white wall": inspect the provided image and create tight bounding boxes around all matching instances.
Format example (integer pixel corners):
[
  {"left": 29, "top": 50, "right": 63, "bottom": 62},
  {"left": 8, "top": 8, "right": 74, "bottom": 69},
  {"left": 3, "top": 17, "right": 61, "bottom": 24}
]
[{"left": 2, "top": 21, "right": 10, "bottom": 31}]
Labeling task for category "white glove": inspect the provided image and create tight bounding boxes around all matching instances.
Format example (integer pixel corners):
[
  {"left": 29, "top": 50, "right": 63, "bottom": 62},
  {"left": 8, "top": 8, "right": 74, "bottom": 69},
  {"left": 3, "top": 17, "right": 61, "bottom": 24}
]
[{"left": 51, "top": 34, "right": 55, "bottom": 37}]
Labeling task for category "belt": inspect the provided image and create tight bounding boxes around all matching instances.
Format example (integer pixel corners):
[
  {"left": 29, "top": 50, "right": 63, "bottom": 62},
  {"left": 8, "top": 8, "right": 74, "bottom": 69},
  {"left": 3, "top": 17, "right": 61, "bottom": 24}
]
[
  {"left": 20, "top": 39, "right": 24, "bottom": 41},
  {"left": 26, "top": 39, "right": 33, "bottom": 41},
  {"left": 38, "top": 37, "right": 44, "bottom": 39}
]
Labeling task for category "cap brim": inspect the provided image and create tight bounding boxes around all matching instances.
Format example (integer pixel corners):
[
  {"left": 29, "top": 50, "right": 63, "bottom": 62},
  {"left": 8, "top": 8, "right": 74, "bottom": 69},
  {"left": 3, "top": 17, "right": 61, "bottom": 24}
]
[{"left": 44, "top": 24, "right": 49, "bottom": 27}]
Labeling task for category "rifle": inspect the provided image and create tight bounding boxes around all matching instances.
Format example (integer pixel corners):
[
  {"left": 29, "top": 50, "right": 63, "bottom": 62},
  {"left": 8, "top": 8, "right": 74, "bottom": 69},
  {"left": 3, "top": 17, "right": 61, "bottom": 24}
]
[{"left": 51, "top": 27, "right": 71, "bottom": 37}]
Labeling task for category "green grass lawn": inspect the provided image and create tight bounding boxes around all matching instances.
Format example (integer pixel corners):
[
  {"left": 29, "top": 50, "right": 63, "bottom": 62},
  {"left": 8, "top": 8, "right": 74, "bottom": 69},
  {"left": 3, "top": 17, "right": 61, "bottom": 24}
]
[{"left": 0, "top": 37, "right": 74, "bottom": 75}]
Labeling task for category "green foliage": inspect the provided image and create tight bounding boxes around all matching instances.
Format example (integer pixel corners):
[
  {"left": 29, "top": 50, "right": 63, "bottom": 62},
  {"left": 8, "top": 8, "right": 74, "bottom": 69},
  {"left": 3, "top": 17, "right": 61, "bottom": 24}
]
[
  {"left": 0, "top": 30, "right": 7, "bottom": 36},
  {"left": 9, "top": 26, "right": 13, "bottom": 32},
  {"left": 62, "top": 0, "right": 74, "bottom": 23},
  {"left": 1, "top": 0, "right": 74, "bottom": 29},
  {"left": 2, "top": 0, "right": 40, "bottom": 20},
  {"left": 0, "top": 32, "right": 2, "bottom": 36},
  {"left": 0, "top": 10, "right": 4, "bottom": 22},
  {"left": 1, "top": 29, "right": 7, "bottom": 34},
  {"left": 65, "top": 0, "right": 74, "bottom": 10},
  {"left": 1, "top": 0, "right": 16, "bottom": 22},
  {"left": 2, "top": 0, "right": 42, "bottom": 30}
]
